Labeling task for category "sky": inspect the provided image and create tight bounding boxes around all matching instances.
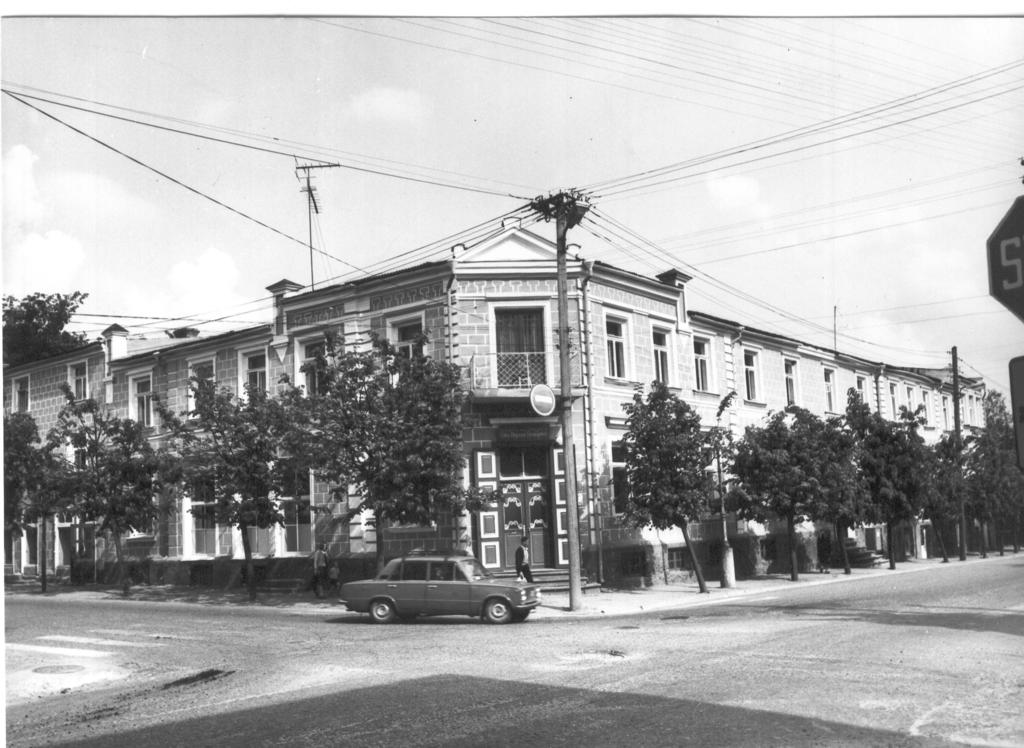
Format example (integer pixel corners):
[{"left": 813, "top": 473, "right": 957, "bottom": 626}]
[{"left": 3, "top": 6, "right": 1023, "bottom": 394}]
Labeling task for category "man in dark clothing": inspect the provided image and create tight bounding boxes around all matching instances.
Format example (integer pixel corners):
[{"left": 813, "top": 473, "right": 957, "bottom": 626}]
[{"left": 514, "top": 535, "right": 534, "bottom": 583}]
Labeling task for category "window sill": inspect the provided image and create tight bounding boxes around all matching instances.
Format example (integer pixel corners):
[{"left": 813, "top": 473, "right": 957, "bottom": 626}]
[{"left": 743, "top": 399, "right": 767, "bottom": 408}]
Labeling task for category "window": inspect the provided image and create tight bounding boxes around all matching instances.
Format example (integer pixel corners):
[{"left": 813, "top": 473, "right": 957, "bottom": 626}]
[
  {"left": 131, "top": 375, "right": 153, "bottom": 427},
  {"left": 942, "top": 395, "right": 950, "bottom": 430},
  {"left": 14, "top": 376, "right": 29, "bottom": 413},
  {"left": 667, "top": 547, "right": 687, "bottom": 571},
  {"left": 824, "top": 368, "right": 836, "bottom": 412},
  {"left": 302, "top": 341, "right": 327, "bottom": 396},
  {"left": 906, "top": 386, "right": 915, "bottom": 413},
  {"left": 693, "top": 338, "right": 710, "bottom": 391},
  {"left": 966, "top": 395, "right": 977, "bottom": 426},
  {"left": 743, "top": 350, "right": 760, "bottom": 401},
  {"left": 244, "top": 352, "right": 267, "bottom": 394},
  {"left": 889, "top": 383, "right": 898, "bottom": 419},
  {"left": 494, "top": 308, "right": 546, "bottom": 387},
  {"left": 856, "top": 376, "right": 867, "bottom": 407},
  {"left": 393, "top": 320, "right": 423, "bottom": 359},
  {"left": 191, "top": 478, "right": 217, "bottom": 556},
  {"left": 402, "top": 560, "right": 429, "bottom": 581},
  {"left": 606, "top": 317, "right": 627, "bottom": 379},
  {"left": 281, "top": 471, "right": 312, "bottom": 554},
  {"left": 784, "top": 359, "right": 797, "bottom": 406},
  {"left": 69, "top": 363, "right": 88, "bottom": 400},
  {"left": 919, "top": 389, "right": 930, "bottom": 424},
  {"left": 652, "top": 328, "right": 670, "bottom": 385},
  {"left": 187, "top": 359, "right": 215, "bottom": 415},
  {"left": 611, "top": 441, "right": 628, "bottom": 514}
]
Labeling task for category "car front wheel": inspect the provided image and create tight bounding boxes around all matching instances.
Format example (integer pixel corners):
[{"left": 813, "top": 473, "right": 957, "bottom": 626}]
[
  {"left": 369, "top": 598, "right": 397, "bottom": 624},
  {"left": 483, "top": 598, "right": 512, "bottom": 624}
]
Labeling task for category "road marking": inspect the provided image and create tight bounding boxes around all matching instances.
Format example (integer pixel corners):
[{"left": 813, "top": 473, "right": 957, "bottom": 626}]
[
  {"left": 6, "top": 643, "right": 112, "bottom": 658},
  {"left": 39, "top": 635, "right": 164, "bottom": 648}
]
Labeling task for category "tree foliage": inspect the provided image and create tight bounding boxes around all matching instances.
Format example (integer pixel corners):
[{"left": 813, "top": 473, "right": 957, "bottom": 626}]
[
  {"left": 159, "top": 378, "right": 309, "bottom": 600},
  {"left": 732, "top": 406, "right": 855, "bottom": 581},
  {"left": 49, "top": 388, "right": 160, "bottom": 594},
  {"left": 845, "top": 390, "right": 931, "bottom": 569},
  {"left": 4, "top": 411, "right": 74, "bottom": 592},
  {"left": 963, "top": 391, "right": 1024, "bottom": 554},
  {"left": 620, "top": 382, "right": 713, "bottom": 592},
  {"left": 3, "top": 292, "right": 89, "bottom": 367},
  {"left": 287, "top": 333, "right": 472, "bottom": 569}
]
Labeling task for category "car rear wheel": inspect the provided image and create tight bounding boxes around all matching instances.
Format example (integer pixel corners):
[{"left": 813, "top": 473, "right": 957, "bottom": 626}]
[
  {"left": 369, "top": 598, "right": 396, "bottom": 624},
  {"left": 483, "top": 598, "right": 512, "bottom": 624}
]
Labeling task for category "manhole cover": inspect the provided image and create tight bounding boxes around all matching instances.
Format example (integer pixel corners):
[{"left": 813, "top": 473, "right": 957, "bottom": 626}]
[
  {"left": 615, "top": 625, "right": 640, "bottom": 630},
  {"left": 33, "top": 665, "right": 85, "bottom": 674}
]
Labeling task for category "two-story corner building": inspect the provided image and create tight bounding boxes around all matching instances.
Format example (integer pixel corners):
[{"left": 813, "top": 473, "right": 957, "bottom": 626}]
[{"left": 4, "top": 224, "right": 989, "bottom": 588}]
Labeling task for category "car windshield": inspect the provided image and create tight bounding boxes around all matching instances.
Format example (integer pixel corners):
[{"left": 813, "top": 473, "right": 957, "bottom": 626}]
[{"left": 458, "top": 558, "right": 492, "bottom": 581}]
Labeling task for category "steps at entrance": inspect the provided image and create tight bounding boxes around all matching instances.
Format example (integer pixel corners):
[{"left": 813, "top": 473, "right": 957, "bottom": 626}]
[
  {"left": 842, "top": 540, "right": 888, "bottom": 568},
  {"left": 492, "top": 568, "right": 600, "bottom": 593}
]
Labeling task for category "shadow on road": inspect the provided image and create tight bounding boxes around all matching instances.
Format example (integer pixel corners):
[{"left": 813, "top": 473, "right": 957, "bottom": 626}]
[
  {"left": 761, "top": 603, "right": 1024, "bottom": 638},
  {"left": 21, "top": 674, "right": 950, "bottom": 748}
]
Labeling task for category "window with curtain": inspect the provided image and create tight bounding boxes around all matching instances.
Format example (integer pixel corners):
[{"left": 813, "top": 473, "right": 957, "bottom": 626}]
[{"left": 495, "top": 308, "right": 545, "bottom": 386}]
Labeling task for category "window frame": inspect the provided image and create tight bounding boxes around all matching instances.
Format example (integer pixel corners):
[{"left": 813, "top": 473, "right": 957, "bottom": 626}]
[
  {"left": 68, "top": 361, "right": 89, "bottom": 401},
  {"left": 129, "top": 373, "right": 154, "bottom": 427},
  {"left": 610, "top": 439, "right": 629, "bottom": 515},
  {"left": 389, "top": 313, "right": 425, "bottom": 359},
  {"left": 239, "top": 347, "right": 269, "bottom": 398},
  {"left": 693, "top": 336, "right": 712, "bottom": 392},
  {"left": 823, "top": 367, "right": 836, "bottom": 413},
  {"left": 784, "top": 358, "right": 798, "bottom": 407},
  {"left": 742, "top": 348, "right": 762, "bottom": 403},
  {"left": 604, "top": 314, "right": 629, "bottom": 380},
  {"left": 13, "top": 376, "right": 30, "bottom": 413},
  {"left": 300, "top": 339, "right": 328, "bottom": 397},
  {"left": 651, "top": 326, "right": 671, "bottom": 386}
]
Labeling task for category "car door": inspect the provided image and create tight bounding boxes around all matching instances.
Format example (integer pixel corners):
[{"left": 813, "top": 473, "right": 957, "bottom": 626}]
[
  {"left": 391, "top": 559, "right": 428, "bottom": 615},
  {"left": 424, "top": 560, "right": 471, "bottom": 616}
]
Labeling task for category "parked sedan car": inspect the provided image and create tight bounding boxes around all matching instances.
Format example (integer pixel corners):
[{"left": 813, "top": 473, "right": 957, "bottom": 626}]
[{"left": 340, "top": 552, "right": 542, "bottom": 624}]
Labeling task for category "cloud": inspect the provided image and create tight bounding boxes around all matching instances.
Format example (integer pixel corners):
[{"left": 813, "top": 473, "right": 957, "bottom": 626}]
[
  {"left": 3, "top": 144, "right": 46, "bottom": 231},
  {"left": 347, "top": 87, "right": 427, "bottom": 122},
  {"left": 2, "top": 229, "right": 87, "bottom": 297}
]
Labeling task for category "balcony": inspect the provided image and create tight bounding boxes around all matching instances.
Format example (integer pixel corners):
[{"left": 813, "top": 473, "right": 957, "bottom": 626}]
[{"left": 468, "top": 351, "right": 582, "bottom": 398}]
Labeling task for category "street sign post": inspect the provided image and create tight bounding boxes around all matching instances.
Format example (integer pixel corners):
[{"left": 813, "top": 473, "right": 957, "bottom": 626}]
[
  {"left": 1010, "top": 357, "right": 1024, "bottom": 472},
  {"left": 987, "top": 195, "right": 1024, "bottom": 323}
]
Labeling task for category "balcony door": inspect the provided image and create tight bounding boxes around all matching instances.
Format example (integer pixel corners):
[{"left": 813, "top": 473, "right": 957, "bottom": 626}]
[{"left": 495, "top": 308, "right": 546, "bottom": 388}]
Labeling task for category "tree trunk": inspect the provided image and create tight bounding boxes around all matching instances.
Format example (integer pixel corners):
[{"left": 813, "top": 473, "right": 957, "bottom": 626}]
[
  {"left": 111, "top": 531, "right": 129, "bottom": 596},
  {"left": 679, "top": 523, "right": 707, "bottom": 593},
  {"left": 787, "top": 512, "right": 799, "bottom": 582},
  {"left": 886, "top": 522, "right": 896, "bottom": 570},
  {"left": 240, "top": 525, "right": 257, "bottom": 601},
  {"left": 979, "top": 520, "right": 988, "bottom": 559},
  {"left": 836, "top": 520, "right": 851, "bottom": 575},
  {"left": 38, "top": 516, "right": 49, "bottom": 593},
  {"left": 936, "top": 518, "right": 950, "bottom": 563}
]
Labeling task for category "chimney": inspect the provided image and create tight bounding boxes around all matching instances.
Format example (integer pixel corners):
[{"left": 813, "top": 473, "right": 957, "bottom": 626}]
[
  {"left": 101, "top": 324, "right": 129, "bottom": 362},
  {"left": 166, "top": 327, "right": 200, "bottom": 339},
  {"left": 266, "top": 278, "right": 303, "bottom": 335}
]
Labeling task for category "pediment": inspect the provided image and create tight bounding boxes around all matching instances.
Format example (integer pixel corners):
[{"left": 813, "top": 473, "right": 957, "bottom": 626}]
[{"left": 457, "top": 227, "right": 557, "bottom": 264}]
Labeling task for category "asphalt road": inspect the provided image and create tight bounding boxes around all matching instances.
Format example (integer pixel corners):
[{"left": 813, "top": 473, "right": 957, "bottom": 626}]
[{"left": 6, "top": 555, "right": 1023, "bottom": 747}]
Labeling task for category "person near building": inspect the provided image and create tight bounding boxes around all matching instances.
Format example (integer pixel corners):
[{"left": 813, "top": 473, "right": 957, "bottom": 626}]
[
  {"left": 310, "top": 543, "right": 329, "bottom": 597},
  {"left": 514, "top": 535, "right": 533, "bottom": 583}
]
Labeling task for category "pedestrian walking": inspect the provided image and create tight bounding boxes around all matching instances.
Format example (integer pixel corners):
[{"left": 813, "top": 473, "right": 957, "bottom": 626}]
[
  {"left": 327, "top": 561, "right": 340, "bottom": 592},
  {"left": 514, "top": 535, "right": 534, "bottom": 583},
  {"left": 310, "top": 543, "right": 329, "bottom": 598}
]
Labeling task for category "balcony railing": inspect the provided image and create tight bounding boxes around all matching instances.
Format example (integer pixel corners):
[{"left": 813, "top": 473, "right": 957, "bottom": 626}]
[{"left": 470, "top": 351, "right": 548, "bottom": 390}]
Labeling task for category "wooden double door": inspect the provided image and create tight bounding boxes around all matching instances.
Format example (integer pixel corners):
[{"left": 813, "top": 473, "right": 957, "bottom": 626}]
[{"left": 475, "top": 446, "right": 570, "bottom": 572}]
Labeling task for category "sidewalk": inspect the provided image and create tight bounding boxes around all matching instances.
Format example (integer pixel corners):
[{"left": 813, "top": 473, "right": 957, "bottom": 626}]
[{"left": 4, "top": 555, "right": 1010, "bottom": 619}]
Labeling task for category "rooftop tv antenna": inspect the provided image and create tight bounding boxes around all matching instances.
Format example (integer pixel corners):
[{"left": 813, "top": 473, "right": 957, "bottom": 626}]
[{"left": 295, "top": 162, "right": 339, "bottom": 290}]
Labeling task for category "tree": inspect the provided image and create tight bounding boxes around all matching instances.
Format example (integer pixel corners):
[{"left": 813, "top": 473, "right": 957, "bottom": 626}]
[
  {"left": 3, "top": 292, "right": 89, "bottom": 367},
  {"left": 845, "top": 390, "right": 930, "bottom": 570},
  {"left": 964, "top": 391, "right": 1024, "bottom": 555},
  {"left": 4, "top": 411, "right": 73, "bottom": 592},
  {"left": 923, "top": 433, "right": 963, "bottom": 562},
  {"left": 732, "top": 407, "right": 853, "bottom": 582},
  {"left": 620, "top": 381, "right": 713, "bottom": 593},
  {"left": 288, "top": 333, "right": 473, "bottom": 571},
  {"left": 159, "top": 379, "right": 307, "bottom": 601},
  {"left": 49, "top": 389, "right": 160, "bottom": 595}
]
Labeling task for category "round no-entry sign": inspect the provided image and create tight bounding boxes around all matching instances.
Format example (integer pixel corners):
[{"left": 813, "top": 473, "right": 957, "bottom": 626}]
[{"left": 529, "top": 384, "right": 556, "bottom": 417}]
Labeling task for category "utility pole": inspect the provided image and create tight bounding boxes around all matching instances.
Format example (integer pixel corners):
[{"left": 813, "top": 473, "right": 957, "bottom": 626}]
[
  {"left": 295, "top": 163, "right": 340, "bottom": 290},
  {"left": 530, "top": 190, "right": 590, "bottom": 611},
  {"left": 952, "top": 346, "right": 967, "bottom": 561}
]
